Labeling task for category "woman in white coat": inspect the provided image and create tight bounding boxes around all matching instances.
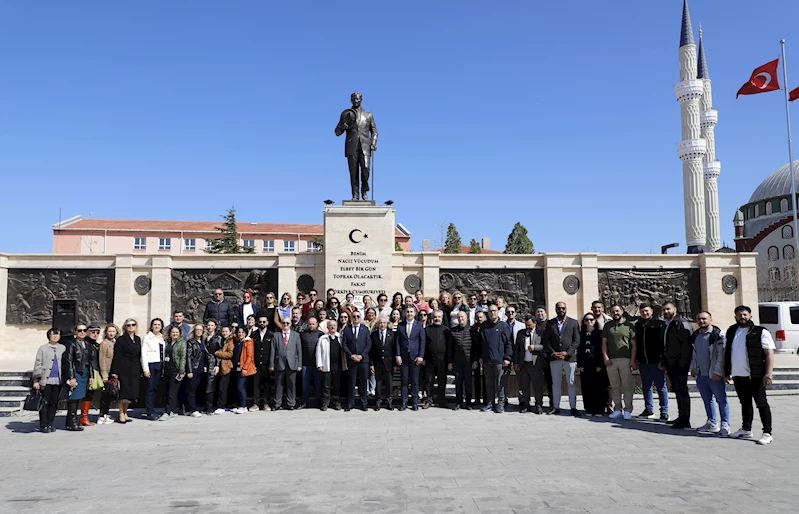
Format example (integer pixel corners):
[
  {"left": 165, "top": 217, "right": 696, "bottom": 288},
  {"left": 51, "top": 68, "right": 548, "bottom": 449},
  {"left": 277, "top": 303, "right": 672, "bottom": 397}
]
[{"left": 316, "top": 319, "right": 348, "bottom": 411}]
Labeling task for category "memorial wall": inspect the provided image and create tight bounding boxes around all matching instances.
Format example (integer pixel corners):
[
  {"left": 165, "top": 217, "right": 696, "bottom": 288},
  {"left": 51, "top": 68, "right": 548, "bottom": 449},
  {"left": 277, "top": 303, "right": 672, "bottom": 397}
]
[{"left": 0, "top": 208, "right": 759, "bottom": 369}]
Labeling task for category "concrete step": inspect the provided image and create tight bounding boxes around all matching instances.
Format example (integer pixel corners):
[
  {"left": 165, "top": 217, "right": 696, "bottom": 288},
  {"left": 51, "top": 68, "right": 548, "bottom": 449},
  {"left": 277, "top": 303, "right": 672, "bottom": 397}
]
[
  {"left": 0, "top": 407, "right": 21, "bottom": 418},
  {"left": 0, "top": 371, "right": 31, "bottom": 378},
  {"left": 0, "top": 397, "right": 25, "bottom": 409},
  {"left": 0, "top": 376, "right": 31, "bottom": 387},
  {"left": 0, "top": 386, "right": 30, "bottom": 397}
]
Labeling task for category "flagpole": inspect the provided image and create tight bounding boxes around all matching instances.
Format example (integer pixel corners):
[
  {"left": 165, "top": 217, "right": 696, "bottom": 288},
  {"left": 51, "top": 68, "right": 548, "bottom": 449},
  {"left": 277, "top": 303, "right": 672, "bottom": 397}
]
[{"left": 780, "top": 40, "right": 799, "bottom": 259}]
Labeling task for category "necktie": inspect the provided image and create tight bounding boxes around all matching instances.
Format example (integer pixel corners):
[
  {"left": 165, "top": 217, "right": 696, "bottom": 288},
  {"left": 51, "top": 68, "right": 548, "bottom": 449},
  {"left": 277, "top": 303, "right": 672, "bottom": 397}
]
[
  {"left": 283, "top": 332, "right": 289, "bottom": 347},
  {"left": 354, "top": 325, "right": 359, "bottom": 340}
]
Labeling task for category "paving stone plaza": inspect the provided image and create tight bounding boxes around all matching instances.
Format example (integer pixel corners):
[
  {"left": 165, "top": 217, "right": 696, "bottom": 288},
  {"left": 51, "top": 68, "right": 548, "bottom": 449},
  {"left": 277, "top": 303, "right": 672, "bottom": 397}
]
[{"left": 2, "top": 394, "right": 797, "bottom": 513}]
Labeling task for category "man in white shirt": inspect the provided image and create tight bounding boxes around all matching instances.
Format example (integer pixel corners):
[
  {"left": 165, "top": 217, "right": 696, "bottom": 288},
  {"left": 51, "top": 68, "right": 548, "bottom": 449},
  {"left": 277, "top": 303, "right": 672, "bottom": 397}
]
[{"left": 724, "top": 305, "right": 775, "bottom": 445}]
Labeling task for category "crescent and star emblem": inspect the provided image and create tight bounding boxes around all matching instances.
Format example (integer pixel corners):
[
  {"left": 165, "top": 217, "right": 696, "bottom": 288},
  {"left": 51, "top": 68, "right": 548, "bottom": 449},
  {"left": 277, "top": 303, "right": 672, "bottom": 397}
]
[
  {"left": 755, "top": 72, "right": 772, "bottom": 89},
  {"left": 348, "top": 229, "right": 368, "bottom": 244}
]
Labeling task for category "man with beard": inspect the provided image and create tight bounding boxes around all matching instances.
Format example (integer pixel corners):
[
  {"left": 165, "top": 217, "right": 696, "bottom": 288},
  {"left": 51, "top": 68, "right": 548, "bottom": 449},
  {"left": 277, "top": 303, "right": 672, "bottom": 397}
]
[
  {"left": 299, "top": 317, "right": 323, "bottom": 409},
  {"left": 659, "top": 301, "right": 693, "bottom": 429},
  {"left": 534, "top": 306, "right": 554, "bottom": 410},
  {"left": 635, "top": 303, "right": 668, "bottom": 421},
  {"left": 602, "top": 305, "right": 637, "bottom": 420},
  {"left": 423, "top": 310, "right": 451, "bottom": 408}
]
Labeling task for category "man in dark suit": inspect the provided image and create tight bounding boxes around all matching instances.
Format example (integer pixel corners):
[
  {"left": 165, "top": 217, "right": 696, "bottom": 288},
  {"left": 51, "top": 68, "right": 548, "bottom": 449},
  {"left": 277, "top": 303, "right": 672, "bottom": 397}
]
[
  {"left": 514, "top": 315, "right": 547, "bottom": 414},
  {"left": 542, "top": 302, "right": 581, "bottom": 416},
  {"left": 250, "top": 315, "right": 273, "bottom": 411},
  {"left": 342, "top": 310, "right": 372, "bottom": 411},
  {"left": 395, "top": 305, "right": 426, "bottom": 411},
  {"left": 269, "top": 317, "right": 302, "bottom": 410},
  {"left": 334, "top": 92, "right": 378, "bottom": 200},
  {"left": 369, "top": 316, "right": 395, "bottom": 411}
]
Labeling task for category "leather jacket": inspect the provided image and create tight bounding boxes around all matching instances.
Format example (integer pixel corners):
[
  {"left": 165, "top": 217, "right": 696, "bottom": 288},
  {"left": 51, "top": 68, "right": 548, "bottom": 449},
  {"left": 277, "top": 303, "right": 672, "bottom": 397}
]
[
  {"left": 205, "top": 332, "right": 222, "bottom": 370},
  {"left": 63, "top": 338, "right": 96, "bottom": 382},
  {"left": 186, "top": 338, "right": 206, "bottom": 373}
]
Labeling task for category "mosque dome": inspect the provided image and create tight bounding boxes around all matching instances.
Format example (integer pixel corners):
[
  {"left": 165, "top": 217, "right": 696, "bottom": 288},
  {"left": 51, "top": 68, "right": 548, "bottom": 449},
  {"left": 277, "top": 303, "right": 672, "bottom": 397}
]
[{"left": 749, "top": 160, "right": 799, "bottom": 203}]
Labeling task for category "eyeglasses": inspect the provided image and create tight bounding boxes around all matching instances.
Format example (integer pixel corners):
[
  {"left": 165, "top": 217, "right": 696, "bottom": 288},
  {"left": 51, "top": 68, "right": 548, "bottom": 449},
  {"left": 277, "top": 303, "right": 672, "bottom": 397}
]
[
  {"left": 214, "top": 293, "right": 223, "bottom": 296},
  {"left": 309, "top": 293, "right": 317, "bottom": 297},
  {"left": 352, "top": 314, "right": 361, "bottom": 318},
  {"left": 507, "top": 311, "right": 515, "bottom": 315},
  {"left": 126, "top": 323, "right": 137, "bottom": 327},
  {"left": 419, "top": 312, "right": 428, "bottom": 317},
  {"left": 76, "top": 328, "right": 87, "bottom": 333},
  {"left": 585, "top": 318, "right": 595, "bottom": 322}
]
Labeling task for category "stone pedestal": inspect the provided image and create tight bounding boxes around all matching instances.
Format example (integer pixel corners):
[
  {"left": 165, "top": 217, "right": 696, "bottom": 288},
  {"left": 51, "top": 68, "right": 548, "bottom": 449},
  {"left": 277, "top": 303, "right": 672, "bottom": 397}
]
[{"left": 324, "top": 205, "right": 394, "bottom": 301}]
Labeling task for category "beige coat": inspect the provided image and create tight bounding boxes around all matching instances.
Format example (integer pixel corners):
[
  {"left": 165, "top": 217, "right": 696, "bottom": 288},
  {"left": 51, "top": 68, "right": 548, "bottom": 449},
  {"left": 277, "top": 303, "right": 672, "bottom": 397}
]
[{"left": 99, "top": 339, "right": 116, "bottom": 381}]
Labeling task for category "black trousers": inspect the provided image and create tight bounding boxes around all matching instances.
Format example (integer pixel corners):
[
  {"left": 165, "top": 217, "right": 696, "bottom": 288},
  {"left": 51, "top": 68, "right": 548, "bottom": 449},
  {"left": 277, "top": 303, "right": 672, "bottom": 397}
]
[
  {"left": 39, "top": 384, "right": 61, "bottom": 428},
  {"left": 733, "top": 376, "right": 772, "bottom": 433},
  {"left": 373, "top": 363, "right": 393, "bottom": 405},
  {"left": 274, "top": 369, "right": 298, "bottom": 408},
  {"left": 580, "top": 367, "right": 607, "bottom": 415},
  {"left": 543, "top": 362, "right": 554, "bottom": 408},
  {"left": 518, "top": 362, "right": 545, "bottom": 410},
  {"left": 347, "top": 146, "right": 370, "bottom": 198},
  {"left": 205, "top": 373, "right": 218, "bottom": 413},
  {"left": 216, "top": 373, "right": 231, "bottom": 409},
  {"left": 322, "top": 367, "right": 342, "bottom": 407},
  {"left": 472, "top": 365, "right": 483, "bottom": 403},
  {"left": 668, "top": 363, "right": 691, "bottom": 423},
  {"left": 425, "top": 359, "right": 447, "bottom": 405},
  {"left": 99, "top": 384, "right": 113, "bottom": 416},
  {"left": 348, "top": 361, "right": 369, "bottom": 408},
  {"left": 252, "top": 365, "right": 270, "bottom": 408},
  {"left": 165, "top": 376, "right": 181, "bottom": 414}
]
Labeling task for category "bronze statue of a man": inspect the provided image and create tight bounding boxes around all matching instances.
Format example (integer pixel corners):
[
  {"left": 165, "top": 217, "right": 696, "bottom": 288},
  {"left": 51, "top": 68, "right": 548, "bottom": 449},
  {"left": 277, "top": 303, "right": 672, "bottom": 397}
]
[{"left": 335, "top": 92, "right": 378, "bottom": 201}]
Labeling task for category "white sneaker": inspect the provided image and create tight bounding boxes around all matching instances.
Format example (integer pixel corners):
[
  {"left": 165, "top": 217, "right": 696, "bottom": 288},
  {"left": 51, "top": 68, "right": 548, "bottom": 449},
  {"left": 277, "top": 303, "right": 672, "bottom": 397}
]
[
  {"left": 96, "top": 415, "right": 106, "bottom": 425},
  {"left": 248, "top": 405, "right": 259, "bottom": 412},
  {"left": 697, "top": 420, "right": 719, "bottom": 433},
  {"left": 756, "top": 433, "right": 773, "bottom": 445},
  {"left": 719, "top": 424, "right": 731, "bottom": 437},
  {"left": 728, "top": 428, "right": 754, "bottom": 439},
  {"left": 622, "top": 411, "right": 632, "bottom": 420},
  {"left": 609, "top": 410, "right": 623, "bottom": 419},
  {"left": 158, "top": 413, "right": 171, "bottom": 421},
  {"left": 214, "top": 408, "right": 226, "bottom": 415},
  {"left": 190, "top": 411, "right": 202, "bottom": 418}
]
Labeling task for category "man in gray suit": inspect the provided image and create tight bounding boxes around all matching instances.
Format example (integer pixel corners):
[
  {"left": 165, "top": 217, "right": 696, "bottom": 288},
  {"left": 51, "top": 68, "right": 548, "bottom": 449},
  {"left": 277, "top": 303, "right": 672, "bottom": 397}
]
[
  {"left": 334, "top": 92, "right": 378, "bottom": 200},
  {"left": 269, "top": 316, "right": 303, "bottom": 410},
  {"left": 542, "top": 302, "right": 582, "bottom": 416},
  {"left": 514, "top": 315, "right": 548, "bottom": 414}
]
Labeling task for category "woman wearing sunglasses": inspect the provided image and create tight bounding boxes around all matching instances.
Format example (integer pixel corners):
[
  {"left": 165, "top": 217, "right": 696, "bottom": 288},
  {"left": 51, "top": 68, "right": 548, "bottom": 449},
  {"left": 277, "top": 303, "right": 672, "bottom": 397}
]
[
  {"left": 110, "top": 318, "right": 143, "bottom": 424},
  {"left": 63, "top": 323, "right": 96, "bottom": 431},
  {"left": 577, "top": 313, "right": 606, "bottom": 417}
]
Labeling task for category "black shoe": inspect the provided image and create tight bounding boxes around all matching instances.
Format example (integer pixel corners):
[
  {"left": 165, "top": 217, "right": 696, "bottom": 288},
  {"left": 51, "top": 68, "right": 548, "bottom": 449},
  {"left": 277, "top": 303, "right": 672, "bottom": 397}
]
[
  {"left": 374, "top": 404, "right": 381, "bottom": 411},
  {"left": 671, "top": 420, "right": 692, "bottom": 429},
  {"left": 295, "top": 404, "right": 304, "bottom": 410},
  {"left": 547, "top": 408, "right": 560, "bottom": 415},
  {"left": 463, "top": 403, "right": 472, "bottom": 411},
  {"left": 411, "top": 405, "right": 419, "bottom": 411},
  {"left": 287, "top": 406, "right": 294, "bottom": 411},
  {"left": 320, "top": 405, "right": 328, "bottom": 411},
  {"left": 638, "top": 408, "right": 654, "bottom": 418},
  {"left": 665, "top": 418, "right": 677, "bottom": 425},
  {"left": 399, "top": 405, "right": 407, "bottom": 411},
  {"left": 48, "top": 426, "right": 56, "bottom": 433},
  {"left": 67, "top": 425, "right": 83, "bottom": 432},
  {"left": 422, "top": 402, "right": 431, "bottom": 409},
  {"left": 38, "top": 426, "right": 49, "bottom": 433},
  {"left": 333, "top": 403, "right": 342, "bottom": 411},
  {"left": 177, "top": 409, "right": 185, "bottom": 416},
  {"left": 360, "top": 406, "right": 368, "bottom": 412},
  {"left": 660, "top": 413, "right": 669, "bottom": 422},
  {"left": 344, "top": 406, "right": 352, "bottom": 412},
  {"left": 452, "top": 404, "right": 461, "bottom": 411},
  {"left": 571, "top": 408, "right": 581, "bottom": 417},
  {"left": 387, "top": 404, "right": 394, "bottom": 411},
  {"left": 535, "top": 406, "right": 544, "bottom": 415},
  {"left": 273, "top": 406, "right": 282, "bottom": 412}
]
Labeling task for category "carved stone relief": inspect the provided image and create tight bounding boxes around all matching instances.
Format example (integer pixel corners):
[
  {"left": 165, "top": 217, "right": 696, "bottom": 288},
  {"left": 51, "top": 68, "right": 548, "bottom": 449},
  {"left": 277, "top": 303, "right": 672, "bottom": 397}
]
[
  {"left": 6, "top": 269, "right": 115, "bottom": 325},
  {"left": 439, "top": 269, "right": 545, "bottom": 318},
  {"left": 597, "top": 269, "right": 701, "bottom": 320},
  {"left": 171, "top": 269, "right": 278, "bottom": 323}
]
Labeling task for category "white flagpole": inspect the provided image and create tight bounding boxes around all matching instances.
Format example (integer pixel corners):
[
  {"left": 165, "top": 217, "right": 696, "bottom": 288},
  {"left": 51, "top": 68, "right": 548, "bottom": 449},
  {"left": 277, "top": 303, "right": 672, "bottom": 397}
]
[{"left": 780, "top": 40, "right": 799, "bottom": 257}]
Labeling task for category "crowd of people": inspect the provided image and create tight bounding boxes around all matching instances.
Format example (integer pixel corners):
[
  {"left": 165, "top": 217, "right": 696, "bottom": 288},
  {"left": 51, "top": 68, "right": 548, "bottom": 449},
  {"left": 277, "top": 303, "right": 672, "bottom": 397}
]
[{"left": 30, "top": 287, "right": 776, "bottom": 445}]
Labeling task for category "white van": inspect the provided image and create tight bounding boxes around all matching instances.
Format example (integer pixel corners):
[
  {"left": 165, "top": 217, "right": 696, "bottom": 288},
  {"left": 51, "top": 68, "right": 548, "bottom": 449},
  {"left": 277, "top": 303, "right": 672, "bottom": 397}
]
[{"left": 758, "top": 302, "right": 799, "bottom": 354}]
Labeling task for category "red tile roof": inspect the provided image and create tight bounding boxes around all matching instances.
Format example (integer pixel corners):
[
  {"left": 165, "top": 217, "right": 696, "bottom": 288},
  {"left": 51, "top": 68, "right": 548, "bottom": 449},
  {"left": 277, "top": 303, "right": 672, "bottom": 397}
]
[
  {"left": 436, "top": 245, "right": 503, "bottom": 255},
  {"left": 57, "top": 218, "right": 409, "bottom": 238}
]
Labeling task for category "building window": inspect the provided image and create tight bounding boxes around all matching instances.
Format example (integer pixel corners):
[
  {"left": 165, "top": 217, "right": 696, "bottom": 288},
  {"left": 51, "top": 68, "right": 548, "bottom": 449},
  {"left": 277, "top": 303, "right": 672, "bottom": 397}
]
[
  {"left": 766, "top": 202, "right": 773, "bottom": 215},
  {"left": 781, "top": 198, "right": 789, "bottom": 212},
  {"left": 204, "top": 239, "right": 215, "bottom": 251},
  {"left": 263, "top": 240, "right": 274, "bottom": 252},
  {"left": 768, "top": 246, "right": 779, "bottom": 261},
  {"left": 159, "top": 238, "right": 171, "bottom": 250},
  {"left": 783, "top": 225, "right": 794, "bottom": 239},
  {"left": 769, "top": 267, "right": 781, "bottom": 281},
  {"left": 243, "top": 239, "right": 255, "bottom": 249},
  {"left": 784, "top": 245, "right": 795, "bottom": 260},
  {"left": 755, "top": 204, "right": 760, "bottom": 217},
  {"left": 306, "top": 240, "right": 320, "bottom": 252},
  {"left": 184, "top": 238, "right": 196, "bottom": 251},
  {"left": 283, "top": 240, "right": 295, "bottom": 252},
  {"left": 133, "top": 237, "right": 146, "bottom": 250}
]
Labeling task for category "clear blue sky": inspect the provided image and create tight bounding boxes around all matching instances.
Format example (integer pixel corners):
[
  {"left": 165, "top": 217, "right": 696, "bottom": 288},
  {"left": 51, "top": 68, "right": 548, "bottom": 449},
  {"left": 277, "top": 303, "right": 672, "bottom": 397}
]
[{"left": 2, "top": 0, "right": 799, "bottom": 254}]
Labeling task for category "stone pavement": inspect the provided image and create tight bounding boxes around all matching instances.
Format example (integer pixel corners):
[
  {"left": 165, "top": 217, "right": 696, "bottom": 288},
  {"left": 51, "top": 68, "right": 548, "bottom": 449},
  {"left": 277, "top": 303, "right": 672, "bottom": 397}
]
[{"left": 1, "top": 395, "right": 797, "bottom": 514}]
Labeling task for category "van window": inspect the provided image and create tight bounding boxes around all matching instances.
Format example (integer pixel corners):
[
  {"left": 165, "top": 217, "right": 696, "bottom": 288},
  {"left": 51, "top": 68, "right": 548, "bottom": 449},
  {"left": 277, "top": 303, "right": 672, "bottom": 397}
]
[
  {"left": 759, "top": 306, "right": 779, "bottom": 324},
  {"left": 790, "top": 307, "right": 799, "bottom": 324}
]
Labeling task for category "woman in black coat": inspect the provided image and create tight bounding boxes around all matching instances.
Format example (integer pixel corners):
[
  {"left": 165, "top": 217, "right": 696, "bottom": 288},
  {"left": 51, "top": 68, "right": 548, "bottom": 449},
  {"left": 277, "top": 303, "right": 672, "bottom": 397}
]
[
  {"left": 577, "top": 313, "right": 607, "bottom": 417},
  {"left": 110, "top": 318, "right": 143, "bottom": 424}
]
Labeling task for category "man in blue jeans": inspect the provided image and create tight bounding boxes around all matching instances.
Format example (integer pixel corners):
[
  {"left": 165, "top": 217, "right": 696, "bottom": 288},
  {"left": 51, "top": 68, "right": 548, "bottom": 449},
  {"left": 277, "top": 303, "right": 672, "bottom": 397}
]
[
  {"left": 690, "top": 311, "right": 729, "bottom": 435},
  {"left": 634, "top": 304, "right": 668, "bottom": 420}
]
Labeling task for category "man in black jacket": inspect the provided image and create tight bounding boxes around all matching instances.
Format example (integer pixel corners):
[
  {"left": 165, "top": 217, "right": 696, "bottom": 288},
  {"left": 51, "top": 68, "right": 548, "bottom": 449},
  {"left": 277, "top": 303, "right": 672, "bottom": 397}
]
[
  {"left": 634, "top": 303, "right": 668, "bottom": 420},
  {"left": 369, "top": 316, "right": 395, "bottom": 410},
  {"left": 424, "top": 310, "right": 452, "bottom": 409},
  {"left": 514, "top": 316, "right": 547, "bottom": 414},
  {"left": 471, "top": 310, "right": 486, "bottom": 406},
  {"left": 659, "top": 301, "right": 693, "bottom": 429},
  {"left": 299, "top": 317, "right": 323, "bottom": 409},
  {"left": 448, "top": 311, "right": 475, "bottom": 410},
  {"left": 204, "top": 289, "right": 235, "bottom": 327},
  {"left": 250, "top": 315, "right": 273, "bottom": 411}
]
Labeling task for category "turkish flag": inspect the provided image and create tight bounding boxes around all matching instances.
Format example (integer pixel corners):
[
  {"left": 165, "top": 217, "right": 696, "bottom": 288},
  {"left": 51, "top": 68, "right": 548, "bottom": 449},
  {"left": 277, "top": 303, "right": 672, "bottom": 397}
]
[
  {"left": 790, "top": 86, "right": 799, "bottom": 102},
  {"left": 736, "top": 59, "right": 781, "bottom": 98}
]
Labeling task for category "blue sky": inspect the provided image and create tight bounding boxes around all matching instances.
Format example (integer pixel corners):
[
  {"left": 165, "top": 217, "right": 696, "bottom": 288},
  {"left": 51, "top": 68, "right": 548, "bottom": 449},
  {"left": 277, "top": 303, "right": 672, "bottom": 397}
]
[{"left": 2, "top": 0, "right": 799, "bottom": 254}]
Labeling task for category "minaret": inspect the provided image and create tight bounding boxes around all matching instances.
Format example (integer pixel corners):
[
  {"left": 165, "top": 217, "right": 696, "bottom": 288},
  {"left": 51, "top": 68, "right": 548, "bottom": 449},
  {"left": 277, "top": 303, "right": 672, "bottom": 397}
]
[
  {"left": 698, "top": 24, "right": 722, "bottom": 252},
  {"left": 674, "top": 0, "right": 707, "bottom": 253}
]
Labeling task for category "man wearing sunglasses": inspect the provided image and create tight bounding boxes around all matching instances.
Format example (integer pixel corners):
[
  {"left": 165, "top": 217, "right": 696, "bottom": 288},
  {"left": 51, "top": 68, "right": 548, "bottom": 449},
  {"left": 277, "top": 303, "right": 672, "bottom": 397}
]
[
  {"left": 342, "top": 310, "right": 372, "bottom": 411},
  {"left": 204, "top": 289, "right": 235, "bottom": 328}
]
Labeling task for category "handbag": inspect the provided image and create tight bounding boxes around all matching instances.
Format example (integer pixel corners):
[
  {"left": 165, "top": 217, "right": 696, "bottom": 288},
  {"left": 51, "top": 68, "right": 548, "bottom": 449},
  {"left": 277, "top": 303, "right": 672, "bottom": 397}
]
[
  {"left": 87, "top": 368, "right": 103, "bottom": 391},
  {"left": 23, "top": 389, "right": 45, "bottom": 411},
  {"left": 106, "top": 376, "right": 120, "bottom": 400}
]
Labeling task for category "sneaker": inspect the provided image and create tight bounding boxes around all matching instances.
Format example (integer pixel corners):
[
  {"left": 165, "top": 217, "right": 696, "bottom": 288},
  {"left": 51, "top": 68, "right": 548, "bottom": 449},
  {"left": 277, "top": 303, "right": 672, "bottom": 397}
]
[
  {"left": 96, "top": 415, "right": 107, "bottom": 425},
  {"left": 546, "top": 408, "right": 560, "bottom": 415},
  {"left": 158, "top": 413, "right": 171, "bottom": 421},
  {"left": 659, "top": 413, "right": 669, "bottom": 422},
  {"left": 719, "top": 424, "right": 731, "bottom": 437},
  {"left": 609, "top": 410, "right": 623, "bottom": 419},
  {"left": 622, "top": 412, "right": 632, "bottom": 420},
  {"left": 637, "top": 408, "right": 654, "bottom": 418},
  {"left": 481, "top": 404, "right": 494, "bottom": 412},
  {"left": 728, "top": 428, "right": 754, "bottom": 439},
  {"left": 697, "top": 420, "right": 718, "bottom": 432},
  {"left": 756, "top": 433, "right": 773, "bottom": 445},
  {"left": 213, "top": 408, "right": 226, "bottom": 415},
  {"left": 190, "top": 411, "right": 202, "bottom": 418},
  {"left": 248, "top": 405, "right": 260, "bottom": 412},
  {"left": 494, "top": 406, "right": 504, "bottom": 413}
]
